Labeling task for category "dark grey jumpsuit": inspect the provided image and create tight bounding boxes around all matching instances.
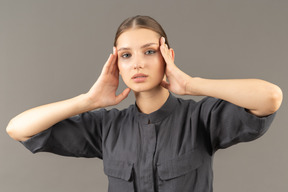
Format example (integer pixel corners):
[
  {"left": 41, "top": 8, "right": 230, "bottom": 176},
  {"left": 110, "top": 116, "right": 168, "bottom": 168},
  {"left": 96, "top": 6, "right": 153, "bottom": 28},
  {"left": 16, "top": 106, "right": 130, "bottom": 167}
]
[{"left": 21, "top": 93, "right": 275, "bottom": 192}]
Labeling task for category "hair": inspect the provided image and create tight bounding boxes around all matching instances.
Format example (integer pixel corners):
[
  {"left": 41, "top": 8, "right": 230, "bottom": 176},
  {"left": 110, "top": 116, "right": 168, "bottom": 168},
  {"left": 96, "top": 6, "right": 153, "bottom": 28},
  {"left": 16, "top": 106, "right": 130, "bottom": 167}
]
[{"left": 114, "top": 15, "right": 170, "bottom": 48}]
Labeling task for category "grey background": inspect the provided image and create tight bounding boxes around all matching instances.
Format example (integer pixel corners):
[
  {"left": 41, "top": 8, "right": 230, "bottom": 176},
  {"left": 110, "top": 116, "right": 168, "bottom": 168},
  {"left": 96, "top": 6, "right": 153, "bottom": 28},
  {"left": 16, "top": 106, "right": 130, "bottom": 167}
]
[{"left": 1, "top": 0, "right": 287, "bottom": 191}]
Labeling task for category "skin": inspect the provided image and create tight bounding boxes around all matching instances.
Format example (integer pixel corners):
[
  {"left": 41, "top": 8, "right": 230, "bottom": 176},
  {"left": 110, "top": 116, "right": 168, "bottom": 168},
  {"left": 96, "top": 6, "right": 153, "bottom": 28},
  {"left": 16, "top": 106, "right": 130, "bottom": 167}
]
[
  {"left": 159, "top": 36, "right": 283, "bottom": 116},
  {"left": 6, "top": 28, "right": 283, "bottom": 141},
  {"left": 116, "top": 28, "right": 170, "bottom": 113}
]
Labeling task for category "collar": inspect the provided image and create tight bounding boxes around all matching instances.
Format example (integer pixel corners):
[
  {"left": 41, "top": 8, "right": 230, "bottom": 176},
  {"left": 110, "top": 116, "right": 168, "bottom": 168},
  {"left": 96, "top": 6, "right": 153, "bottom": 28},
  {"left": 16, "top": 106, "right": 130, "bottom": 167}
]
[{"left": 134, "top": 92, "right": 178, "bottom": 124}]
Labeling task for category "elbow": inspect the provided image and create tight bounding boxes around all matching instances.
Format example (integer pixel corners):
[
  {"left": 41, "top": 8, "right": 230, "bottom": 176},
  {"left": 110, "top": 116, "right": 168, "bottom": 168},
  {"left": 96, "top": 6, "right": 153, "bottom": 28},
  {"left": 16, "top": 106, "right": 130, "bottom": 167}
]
[
  {"left": 251, "top": 83, "right": 283, "bottom": 117},
  {"left": 266, "top": 84, "right": 283, "bottom": 114},
  {"left": 6, "top": 119, "right": 19, "bottom": 141},
  {"left": 6, "top": 119, "right": 25, "bottom": 141}
]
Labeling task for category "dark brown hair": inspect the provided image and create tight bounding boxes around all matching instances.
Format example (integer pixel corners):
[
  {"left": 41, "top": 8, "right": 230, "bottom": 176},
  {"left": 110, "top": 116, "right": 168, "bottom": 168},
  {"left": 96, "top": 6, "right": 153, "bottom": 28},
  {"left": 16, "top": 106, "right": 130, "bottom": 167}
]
[{"left": 114, "top": 15, "right": 170, "bottom": 48}]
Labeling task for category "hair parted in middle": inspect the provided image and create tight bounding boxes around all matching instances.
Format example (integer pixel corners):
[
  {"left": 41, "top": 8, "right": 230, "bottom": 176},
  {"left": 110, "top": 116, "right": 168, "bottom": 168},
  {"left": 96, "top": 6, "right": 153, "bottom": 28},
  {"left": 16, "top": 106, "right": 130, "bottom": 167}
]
[{"left": 114, "top": 15, "right": 170, "bottom": 48}]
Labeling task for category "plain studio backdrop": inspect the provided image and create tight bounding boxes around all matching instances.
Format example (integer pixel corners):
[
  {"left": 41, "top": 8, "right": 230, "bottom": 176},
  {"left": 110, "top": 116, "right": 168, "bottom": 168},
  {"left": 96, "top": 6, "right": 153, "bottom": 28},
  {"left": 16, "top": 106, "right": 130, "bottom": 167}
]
[{"left": 1, "top": 0, "right": 287, "bottom": 191}]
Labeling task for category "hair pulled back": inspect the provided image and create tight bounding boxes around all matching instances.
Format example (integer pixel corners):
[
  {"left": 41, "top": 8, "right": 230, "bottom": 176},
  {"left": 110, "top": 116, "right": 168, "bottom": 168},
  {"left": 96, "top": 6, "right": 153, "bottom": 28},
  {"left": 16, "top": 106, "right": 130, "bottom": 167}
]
[{"left": 114, "top": 15, "right": 170, "bottom": 48}]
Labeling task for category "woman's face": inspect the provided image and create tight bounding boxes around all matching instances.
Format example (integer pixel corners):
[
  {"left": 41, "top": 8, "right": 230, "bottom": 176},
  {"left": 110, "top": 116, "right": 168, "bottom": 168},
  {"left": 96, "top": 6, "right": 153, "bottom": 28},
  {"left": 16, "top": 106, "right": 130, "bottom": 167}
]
[{"left": 116, "top": 28, "right": 165, "bottom": 93}]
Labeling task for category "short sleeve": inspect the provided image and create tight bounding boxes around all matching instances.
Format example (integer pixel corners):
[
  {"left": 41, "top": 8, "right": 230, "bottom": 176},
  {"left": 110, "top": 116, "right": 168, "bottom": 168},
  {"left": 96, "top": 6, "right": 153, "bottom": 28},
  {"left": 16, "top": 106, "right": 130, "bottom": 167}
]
[
  {"left": 20, "top": 110, "right": 104, "bottom": 159},
  {"left": 198, "top": 97, "right": 276, "bottom": 153}
]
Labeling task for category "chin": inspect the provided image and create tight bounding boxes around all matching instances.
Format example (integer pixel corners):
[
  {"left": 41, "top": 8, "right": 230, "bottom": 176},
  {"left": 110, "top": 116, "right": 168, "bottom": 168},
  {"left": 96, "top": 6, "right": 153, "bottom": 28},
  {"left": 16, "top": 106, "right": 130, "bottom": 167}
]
[{"left": 130, "top": 84, "right": 163, "bottom": 94}]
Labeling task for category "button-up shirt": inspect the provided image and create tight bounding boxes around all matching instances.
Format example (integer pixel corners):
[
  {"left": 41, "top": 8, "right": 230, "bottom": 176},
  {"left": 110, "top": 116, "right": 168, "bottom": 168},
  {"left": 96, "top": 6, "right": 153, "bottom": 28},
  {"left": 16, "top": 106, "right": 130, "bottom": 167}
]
[{"left": 21, "top": 93, "right": 275, "bottom": 192}]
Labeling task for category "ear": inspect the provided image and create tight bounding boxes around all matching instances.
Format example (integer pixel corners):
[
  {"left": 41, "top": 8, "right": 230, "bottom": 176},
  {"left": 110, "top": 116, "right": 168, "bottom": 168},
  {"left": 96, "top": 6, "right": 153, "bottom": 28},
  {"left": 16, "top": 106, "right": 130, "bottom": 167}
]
[{"left": 169, "top": 48, "right": 175, "bottom": 62}]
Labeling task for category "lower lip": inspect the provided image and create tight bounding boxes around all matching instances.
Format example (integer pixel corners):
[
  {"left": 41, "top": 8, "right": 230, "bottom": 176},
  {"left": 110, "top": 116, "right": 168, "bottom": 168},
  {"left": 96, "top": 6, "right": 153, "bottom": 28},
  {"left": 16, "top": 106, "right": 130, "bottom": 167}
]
[{"left": 132, "top": 76, "right": 148, "bottom": 83}]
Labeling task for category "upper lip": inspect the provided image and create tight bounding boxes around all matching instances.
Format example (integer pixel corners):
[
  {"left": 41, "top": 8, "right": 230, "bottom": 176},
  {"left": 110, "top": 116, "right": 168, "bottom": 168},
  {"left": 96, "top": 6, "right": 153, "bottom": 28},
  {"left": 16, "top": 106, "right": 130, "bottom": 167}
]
[{"left": 132, "top": 73, "right": 148, "bottom": 79}]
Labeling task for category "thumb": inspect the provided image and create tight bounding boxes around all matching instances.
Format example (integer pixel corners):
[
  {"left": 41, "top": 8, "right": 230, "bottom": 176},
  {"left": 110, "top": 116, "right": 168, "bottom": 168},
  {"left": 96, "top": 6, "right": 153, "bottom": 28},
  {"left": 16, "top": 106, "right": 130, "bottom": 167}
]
[
  {"left": 161, "top": 80, "right": 170, "bottom": 90},
  {"left": 115, "top": 88, "right": 131, "bottom": 104}
]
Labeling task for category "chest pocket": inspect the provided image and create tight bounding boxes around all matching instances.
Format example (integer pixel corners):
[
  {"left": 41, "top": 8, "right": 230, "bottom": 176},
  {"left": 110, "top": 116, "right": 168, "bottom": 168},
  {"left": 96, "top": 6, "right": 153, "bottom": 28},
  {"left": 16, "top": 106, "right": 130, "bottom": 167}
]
[
  {"left": 104, "top": 159, "right": 135, "bottom": 192},
  {"left": 157, "top": 149, "right": 203, "bottom": 191}
]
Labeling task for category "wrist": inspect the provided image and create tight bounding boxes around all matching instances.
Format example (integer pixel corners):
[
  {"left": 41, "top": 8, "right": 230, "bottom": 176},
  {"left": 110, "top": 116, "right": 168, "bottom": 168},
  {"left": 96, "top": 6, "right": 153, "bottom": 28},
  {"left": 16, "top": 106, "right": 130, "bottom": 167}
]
[
  {"left": 186, "top": 77, "right": 205, "bottom": 96},
  {"left": 75, "top": 94, "right": 101, "bottom": 113}
]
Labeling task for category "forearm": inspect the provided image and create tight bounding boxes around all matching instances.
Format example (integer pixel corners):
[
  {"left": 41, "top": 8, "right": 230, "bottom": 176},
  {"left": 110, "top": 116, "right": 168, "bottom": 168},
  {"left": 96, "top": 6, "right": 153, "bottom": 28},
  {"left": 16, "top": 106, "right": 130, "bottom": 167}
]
[
  {"left": 6, "top": 94, "right": 96, "bottom": 141},
  {"left": 6, "top": 51, "right": 131, "bottom": 142},
  {"left": 159, "top": 39, "right": 282, "bottom": 116},
  {"left": 187, "top": 77, "right": 282, "bottom": 116}
]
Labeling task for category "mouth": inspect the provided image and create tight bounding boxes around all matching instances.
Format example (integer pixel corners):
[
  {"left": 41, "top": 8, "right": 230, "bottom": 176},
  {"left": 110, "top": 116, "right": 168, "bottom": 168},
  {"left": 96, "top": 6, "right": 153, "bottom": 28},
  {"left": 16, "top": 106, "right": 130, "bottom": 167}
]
[
  {"left": 132, "top": 73, "right": 148, "bottom": 82},
  {"left": 132, "top": 73, "right": 148, "bottom": 79}
]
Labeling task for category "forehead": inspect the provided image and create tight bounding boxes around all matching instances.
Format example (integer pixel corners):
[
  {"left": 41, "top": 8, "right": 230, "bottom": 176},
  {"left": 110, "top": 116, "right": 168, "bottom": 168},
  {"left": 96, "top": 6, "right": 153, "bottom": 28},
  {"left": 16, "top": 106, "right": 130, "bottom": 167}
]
[{"left": 116, "top": 28, "right": 160, "bottom": 48}]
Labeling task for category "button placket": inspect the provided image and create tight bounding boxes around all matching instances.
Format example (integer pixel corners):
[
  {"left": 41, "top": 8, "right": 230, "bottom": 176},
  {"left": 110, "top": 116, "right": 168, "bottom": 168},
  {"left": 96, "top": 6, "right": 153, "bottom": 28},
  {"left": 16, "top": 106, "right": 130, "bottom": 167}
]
[{"left": 139, "top": 123, "right": 157, "bottom": 192}]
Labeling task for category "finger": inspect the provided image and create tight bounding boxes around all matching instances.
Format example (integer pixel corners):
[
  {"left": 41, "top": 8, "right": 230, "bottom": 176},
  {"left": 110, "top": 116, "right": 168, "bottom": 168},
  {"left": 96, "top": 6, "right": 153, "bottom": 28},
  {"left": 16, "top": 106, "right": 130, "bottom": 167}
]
[
  {"left": 113, "top": 46, "right": 116, "bottom": 55},
  {"left": 113, "top": 46, "right": 118, "bottom": 56},
  {"left": 111, "top": 47, "right": 119, "bottom": 73},
  {"left": 160, "top": 80, "right": 170, "bottom": 90},
  {"left": 115, "top": 88, "right": 131, "bottom": 104},
  {"left": 160, "top": 36, "right": 165, "bottom": 46},
  {"left": 160, "top": 40, "right": 173, "bottom": 65},
  {"left": 160, "top": 37, "right": 168, "bottom": 50},
  {"left": 160, "top": 49, "right": 173, "bottom": 68},
  {"left": 104, "top": 48, "right": 118, "bottom": 74},
  {"left": 101, "top": 54, "right": 113, "bottom": 74},
  {"left": 109, "top": 54, "right": 117, "bottom": 72}
]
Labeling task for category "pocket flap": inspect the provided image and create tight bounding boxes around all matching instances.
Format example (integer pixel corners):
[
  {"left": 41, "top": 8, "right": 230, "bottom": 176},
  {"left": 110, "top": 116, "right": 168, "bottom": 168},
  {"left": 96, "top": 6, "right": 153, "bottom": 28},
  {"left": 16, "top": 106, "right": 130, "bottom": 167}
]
[
  {"left": 104, "top": 159, "right": 133, "bottom": 181},
  {"left": 157, "top": 149, "right": 203, "bottom": 180}
]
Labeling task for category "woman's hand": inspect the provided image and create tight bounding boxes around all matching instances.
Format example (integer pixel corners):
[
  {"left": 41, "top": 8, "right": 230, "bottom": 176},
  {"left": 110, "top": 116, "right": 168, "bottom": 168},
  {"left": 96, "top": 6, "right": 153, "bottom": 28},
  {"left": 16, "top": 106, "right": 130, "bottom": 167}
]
[
  {"left": 159, "top": 37, "right": 194, "bottom": 95},
  {"left": 85, "top": 47, "right": 131, "bottom": 110},
  {"left": 159, "top": 37, "right": 282, "bottom": 116},
  {"left": 6, "top": 48, "right": 131, "bottom": 141}
]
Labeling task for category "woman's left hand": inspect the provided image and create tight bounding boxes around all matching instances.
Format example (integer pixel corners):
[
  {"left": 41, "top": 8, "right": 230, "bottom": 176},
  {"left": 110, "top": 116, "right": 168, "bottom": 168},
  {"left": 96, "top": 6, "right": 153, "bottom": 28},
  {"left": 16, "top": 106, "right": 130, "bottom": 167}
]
[
  {"left": 159, "top": 37, "right": 282, "bottom": 116},
  {"left": 159, "top": 37, "right": 193, "bottom": 95}
]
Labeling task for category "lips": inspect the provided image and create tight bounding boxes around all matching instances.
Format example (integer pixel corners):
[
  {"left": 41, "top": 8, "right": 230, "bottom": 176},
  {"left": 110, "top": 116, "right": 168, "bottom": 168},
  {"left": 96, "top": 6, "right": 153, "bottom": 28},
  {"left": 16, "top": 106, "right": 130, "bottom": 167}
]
[
  {"left": 132, "top": 73, "right": 148, "bottom": 83},
  {"left": 132, "top": 73, "right": 148, "bottom": 79}
]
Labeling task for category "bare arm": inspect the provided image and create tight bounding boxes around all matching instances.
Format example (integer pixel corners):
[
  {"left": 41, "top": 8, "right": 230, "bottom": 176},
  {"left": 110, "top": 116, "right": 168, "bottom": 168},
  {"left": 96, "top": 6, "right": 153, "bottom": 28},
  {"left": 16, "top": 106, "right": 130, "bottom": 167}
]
[
  {"left": 159, "top": 37, "right": 283, "bottom": 117},
  {"left": 6, "top": 49, "right": 130, "bottom": 141},
  {"left": 6, "top": 95, "right": 90, "bottom": 142},
  {"left": 185, "top": 78, "right": 282, "bottom": 116}
]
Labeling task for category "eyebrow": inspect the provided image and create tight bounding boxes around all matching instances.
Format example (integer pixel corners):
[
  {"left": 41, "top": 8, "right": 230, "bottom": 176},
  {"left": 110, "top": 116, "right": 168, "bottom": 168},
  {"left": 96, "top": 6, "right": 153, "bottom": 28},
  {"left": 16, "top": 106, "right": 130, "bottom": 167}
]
[{"left": 118, "top": 43, "right": 159, "bottom": 52}]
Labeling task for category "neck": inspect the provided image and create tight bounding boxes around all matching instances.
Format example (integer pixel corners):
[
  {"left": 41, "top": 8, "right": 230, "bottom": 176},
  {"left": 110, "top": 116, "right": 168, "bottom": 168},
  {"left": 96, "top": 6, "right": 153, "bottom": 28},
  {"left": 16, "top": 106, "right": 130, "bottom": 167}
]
[{"left": 134, "top": 86, "right": 170, "bottom": 114}]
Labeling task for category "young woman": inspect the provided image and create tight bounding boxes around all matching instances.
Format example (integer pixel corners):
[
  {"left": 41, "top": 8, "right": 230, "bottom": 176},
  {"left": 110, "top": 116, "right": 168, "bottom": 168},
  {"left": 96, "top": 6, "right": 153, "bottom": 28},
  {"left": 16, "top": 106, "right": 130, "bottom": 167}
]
[{"left": 7, "top": 15, "right": 282, "bottom": 192}]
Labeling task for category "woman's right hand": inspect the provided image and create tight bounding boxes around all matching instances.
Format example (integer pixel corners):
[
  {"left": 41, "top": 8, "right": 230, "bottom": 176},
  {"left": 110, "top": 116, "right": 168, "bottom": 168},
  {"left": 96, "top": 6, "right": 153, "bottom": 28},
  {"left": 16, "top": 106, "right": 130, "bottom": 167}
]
[
  {"left": 6, "top": 47, "right": 130, "bottom": 141},
  {"left": 85, "top": 47, "right": 131, "bottom": 110}
]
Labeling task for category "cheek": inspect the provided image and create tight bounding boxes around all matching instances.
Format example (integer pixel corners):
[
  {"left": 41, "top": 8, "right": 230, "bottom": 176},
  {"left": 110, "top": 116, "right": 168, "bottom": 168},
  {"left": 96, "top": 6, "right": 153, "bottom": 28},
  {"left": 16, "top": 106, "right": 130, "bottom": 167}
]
[
  {"left": 118, "top": 61, "right": 130, "bottom": 81},
  {"left": 154, "top": 55, "right": 165, "bottom": 72},
  {"left": 118, "top": 61, "right": 126, "bottom": 74},
  {"left": 118, "top": 59, "right": 130, "bottom": 70}
]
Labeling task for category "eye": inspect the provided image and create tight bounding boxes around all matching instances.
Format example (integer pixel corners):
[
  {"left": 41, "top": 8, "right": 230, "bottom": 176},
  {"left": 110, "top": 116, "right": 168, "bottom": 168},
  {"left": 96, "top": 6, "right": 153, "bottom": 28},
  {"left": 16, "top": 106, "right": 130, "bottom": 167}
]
[
  {"left": 121, "top": 53, "right": 131, "bottom": 58},
  {"left": 145, "top": 50, "right": 156, "bottom": 55}
]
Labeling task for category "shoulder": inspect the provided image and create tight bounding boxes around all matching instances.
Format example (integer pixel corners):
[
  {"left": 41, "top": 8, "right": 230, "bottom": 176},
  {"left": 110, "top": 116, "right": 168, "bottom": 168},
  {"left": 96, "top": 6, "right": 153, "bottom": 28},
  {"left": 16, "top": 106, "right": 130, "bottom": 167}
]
[
  {"left": 169, "top": 95, "right": 201, "bottom": 117},
  {"left": 173, "top": 95, "right": 212, "bottom": 111},
  {"left": 172, "top": 96, "right": 230, "bottom": 119}
]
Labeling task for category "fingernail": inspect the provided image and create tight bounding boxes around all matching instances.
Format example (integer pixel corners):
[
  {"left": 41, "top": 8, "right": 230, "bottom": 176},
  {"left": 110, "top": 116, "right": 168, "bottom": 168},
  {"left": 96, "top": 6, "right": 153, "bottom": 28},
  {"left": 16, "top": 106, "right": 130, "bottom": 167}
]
[
  {"left": 162, "top": 37, "right": 165, "bottom": 43},
  {"left": 113, "top": 47, "right": 115, "bottom": 54}
]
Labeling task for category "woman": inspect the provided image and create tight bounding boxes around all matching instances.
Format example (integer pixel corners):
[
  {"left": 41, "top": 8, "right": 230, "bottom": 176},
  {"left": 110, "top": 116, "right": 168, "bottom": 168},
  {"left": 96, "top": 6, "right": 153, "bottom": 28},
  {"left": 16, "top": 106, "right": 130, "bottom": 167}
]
[{"left": 7, "top": 15, "right": 282, "bottom": 192}]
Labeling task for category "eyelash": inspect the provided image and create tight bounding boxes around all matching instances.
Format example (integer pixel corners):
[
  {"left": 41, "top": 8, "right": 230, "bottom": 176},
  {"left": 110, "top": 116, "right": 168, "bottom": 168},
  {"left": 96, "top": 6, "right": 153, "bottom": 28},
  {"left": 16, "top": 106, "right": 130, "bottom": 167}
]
[
  {"left": 121, "top": 53, "right": 131, "bottom": 58},
  {"left": 145, "top": 50, "right": 156, "bottom": 55},
  {"left": 121, "top": 50, "right": 156, "bottom": 58}
]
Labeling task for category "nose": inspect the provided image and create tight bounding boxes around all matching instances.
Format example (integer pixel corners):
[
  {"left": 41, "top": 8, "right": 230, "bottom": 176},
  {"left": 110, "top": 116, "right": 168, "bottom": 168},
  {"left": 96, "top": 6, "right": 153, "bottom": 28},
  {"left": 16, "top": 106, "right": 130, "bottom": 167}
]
[{"left": 133, "top": 54, "right": 145, "bottom": 69}]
